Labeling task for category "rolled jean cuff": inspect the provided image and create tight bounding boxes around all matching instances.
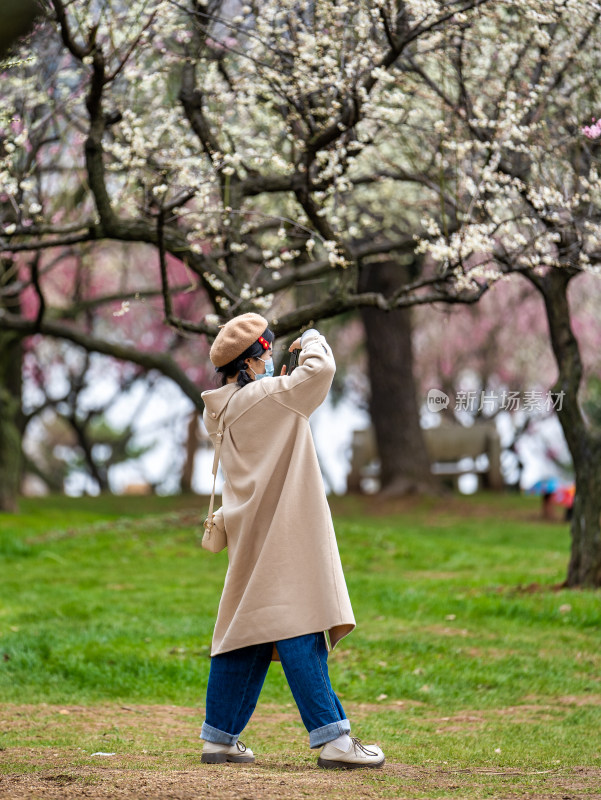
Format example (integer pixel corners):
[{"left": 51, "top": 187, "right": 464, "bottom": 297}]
[
  {"left": 309, "top": 719, "right": 351, "bottom": 749},
  {"left": 200, "top": 722, "right": 238, "bottom": 746}
]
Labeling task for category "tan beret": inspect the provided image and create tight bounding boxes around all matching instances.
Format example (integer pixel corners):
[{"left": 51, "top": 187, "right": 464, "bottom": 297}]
[{"left": 209, "top": 313, "right": 269, "bottom": 367}]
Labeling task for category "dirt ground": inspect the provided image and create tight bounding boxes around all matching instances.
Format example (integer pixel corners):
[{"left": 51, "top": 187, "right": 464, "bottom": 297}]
[
  {"left": 2, "top": 760, "right": 601, "bottom": 800},
  {"left": 1, "top": 704, "right": 600, "bottom": 800},
  {"left": 3, "top": 765, "right": 601, "bottom": 800}
]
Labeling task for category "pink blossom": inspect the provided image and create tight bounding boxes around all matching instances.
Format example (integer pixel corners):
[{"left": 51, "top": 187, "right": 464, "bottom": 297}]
[
  {"left": 582, "top": 116, "right": 601, "bottom": 139},
  {"left": 205, "top": 36, "right": 238, "bottom": 52}
]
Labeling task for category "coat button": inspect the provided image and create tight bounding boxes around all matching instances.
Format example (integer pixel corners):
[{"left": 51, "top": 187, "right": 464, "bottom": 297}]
[{"left": 211, "top": 412, "right": 216, "bottom": 418}]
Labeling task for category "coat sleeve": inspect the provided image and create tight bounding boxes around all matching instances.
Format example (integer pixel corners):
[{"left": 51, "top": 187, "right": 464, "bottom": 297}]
[{"left": 265, "top": 330, "right": 335, "bottom": 417}]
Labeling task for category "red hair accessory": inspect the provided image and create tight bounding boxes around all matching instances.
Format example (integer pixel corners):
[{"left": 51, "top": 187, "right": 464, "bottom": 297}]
[{"left": 258, "top": 335, "right": 269, "bottom": 350}]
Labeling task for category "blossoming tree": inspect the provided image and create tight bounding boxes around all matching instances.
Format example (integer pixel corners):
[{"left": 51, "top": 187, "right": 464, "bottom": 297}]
[
  {"left": 1, "top": 0, "right": 487, "bottom": 509},
  {"left": 1, "top": 0, "right": 601, "bottom": 585},
  {"left": 393, "top": 2, "right": 601, "bottom": 586}
]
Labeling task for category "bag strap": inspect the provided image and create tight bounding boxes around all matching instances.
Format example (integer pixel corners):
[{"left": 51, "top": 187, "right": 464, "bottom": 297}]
[{"left": 205, "top": 390, "right": 238, "bottom": 529}]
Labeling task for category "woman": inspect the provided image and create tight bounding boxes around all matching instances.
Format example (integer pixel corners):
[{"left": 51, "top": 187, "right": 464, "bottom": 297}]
[{"left": 199, "top": 312, "right": 385, "bottom": 769}]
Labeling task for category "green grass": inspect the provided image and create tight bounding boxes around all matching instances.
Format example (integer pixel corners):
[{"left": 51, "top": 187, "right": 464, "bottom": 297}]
[{"left": 1, "top": 492, "right": 600, "bottom": 793}]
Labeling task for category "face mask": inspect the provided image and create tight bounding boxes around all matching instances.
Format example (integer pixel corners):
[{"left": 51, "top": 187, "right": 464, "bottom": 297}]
[{"left": 250, "top": 358, "right": 274, "bottom": 380}]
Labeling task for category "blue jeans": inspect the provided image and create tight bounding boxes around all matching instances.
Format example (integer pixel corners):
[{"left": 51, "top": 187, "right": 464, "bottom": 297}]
[{"left": 201, "top": 632, "right": 350, "bottom": 749}]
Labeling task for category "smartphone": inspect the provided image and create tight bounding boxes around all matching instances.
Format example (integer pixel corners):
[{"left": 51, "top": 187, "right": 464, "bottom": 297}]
[{"left": 288, "top": 348, "right": 301, "bottom": 374}]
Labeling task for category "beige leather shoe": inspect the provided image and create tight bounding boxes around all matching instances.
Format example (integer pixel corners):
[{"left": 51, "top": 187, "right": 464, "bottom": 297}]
[
  {"left": 318, "top": 737, "right": 385, "bottom": 769},
  {"left": 201, "top": 740, "right": 255, "bottom": 764}
]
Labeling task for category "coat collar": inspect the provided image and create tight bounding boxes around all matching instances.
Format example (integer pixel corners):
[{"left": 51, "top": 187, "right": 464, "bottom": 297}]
[{"left": 201, "top": 382, "right": 241, "bottom": 419}]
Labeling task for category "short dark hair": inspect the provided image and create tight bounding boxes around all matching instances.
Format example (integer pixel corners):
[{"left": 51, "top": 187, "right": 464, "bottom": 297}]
[{"left": 215, "top": 327, "right": 274, "bottom": 387}]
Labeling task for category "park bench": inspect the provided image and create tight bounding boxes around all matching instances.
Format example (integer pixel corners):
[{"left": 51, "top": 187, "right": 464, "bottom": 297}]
[{"left": 347, "top": 420, "right": 503, "bottom": 493}]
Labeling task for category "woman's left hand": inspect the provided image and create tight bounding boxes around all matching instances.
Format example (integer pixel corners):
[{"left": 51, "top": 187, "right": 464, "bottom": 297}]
[{"left": 281, "top": 337, "right": 302, "bottom": 374}]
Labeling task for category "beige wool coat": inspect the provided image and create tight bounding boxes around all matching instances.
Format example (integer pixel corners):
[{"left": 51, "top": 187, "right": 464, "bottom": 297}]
[{"left": 201, "top": 331, "right": 355, "bottom": 659}]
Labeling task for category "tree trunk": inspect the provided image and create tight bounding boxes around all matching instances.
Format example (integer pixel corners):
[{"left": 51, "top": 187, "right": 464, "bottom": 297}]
[
  {"left": 0, "top": 341, "right": 23, "bottom": 511},
  {"left": 567, "top": 461, "right": 601, "bottom": 586},
  {"left": 0, "top": 258, "right": 23, "bottom": 512},
  {"left": 359, "top": 257, "right": 441, "bottom": 496},
  {"left": 534, "top": 268, "right": 601, "bottom": 587},
  {"left": 69, "top": 414, "right": 110, "bottom": 493},
  {"left": 181, "top": 409, "right": 201, "bottom": 493}
]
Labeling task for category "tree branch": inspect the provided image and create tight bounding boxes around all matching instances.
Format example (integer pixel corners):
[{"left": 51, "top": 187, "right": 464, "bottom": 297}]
[
  {"left": 258, "top": 235, "right": 418, "bottom": 295},
  {"left": 30, "top": 253, "right": 45, "bottom": 331},
  {"left": 84, "top": 48, "right": 115, "bottom": 226},
  {"left": 50, "top": 0, "right": 95, "bottom": 60},
  {"left": 306, "top": 0, "right": 493, "bottom": 156},
  {"left": 0, "top": 312, "right": 207, "bottom": 408},
  {"left": 179, "top": 60, "right": 223, "bottom": 163},
  {"left": 271, "top": 276, "right": 490, "bottom": 336},
  {"left": 53, "top": 284, "right": 194, "bottom": 319},
  {"left": 1, "top": 232, "right": 97, "bottom": 253},
  {"left": 157, "top": 209, "right": 174, "bottom": 323}
]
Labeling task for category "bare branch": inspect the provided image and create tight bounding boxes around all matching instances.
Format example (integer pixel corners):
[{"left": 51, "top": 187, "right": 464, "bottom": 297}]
[
  {"left": 155, "top": 208, "right": 210, "bottom": 336},
  {"left": 30, "top": 254, "right": 45, "bottom": 331},
  {"left": 1, "top": 232, "right": 95, "bottom": 253},
  {"left": 157, "top": 209, "right": 174, "bottom": 323},
  {"left": 0, "top": 311, "right": 208, "bottom": 408},
  {"left": 55, "top": 285, "right": 195, "bottom": 319}
]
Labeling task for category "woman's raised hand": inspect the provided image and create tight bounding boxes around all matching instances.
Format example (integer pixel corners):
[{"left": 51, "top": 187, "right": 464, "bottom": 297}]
[{"left": 281, "top": 337, "right": 302, "bottom": 375}]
